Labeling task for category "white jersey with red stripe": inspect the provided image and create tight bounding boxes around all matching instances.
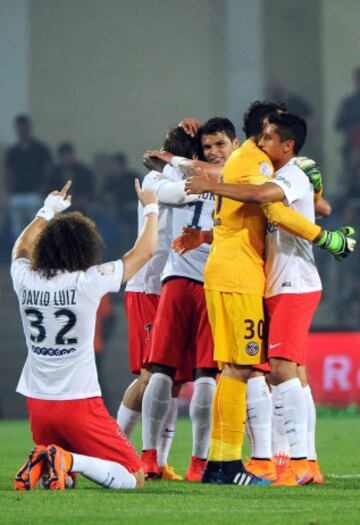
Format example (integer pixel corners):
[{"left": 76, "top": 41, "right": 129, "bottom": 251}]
[
  {"left": 125, "top": 170, "right": 175, "bottom": 295},
  {"left": 11, "top": 258, "right": 124, "bottom": 400},
  {"left": 265, "top": 158, "right": 322, "bottom": 298},
  {"left": 161, "top": 166, "right": 215, "bottom": 283}
]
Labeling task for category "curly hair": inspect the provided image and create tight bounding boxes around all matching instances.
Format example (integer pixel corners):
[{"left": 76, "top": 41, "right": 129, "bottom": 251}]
[{"left": 31, "top": 212, "right": 103, "bottom": 279}]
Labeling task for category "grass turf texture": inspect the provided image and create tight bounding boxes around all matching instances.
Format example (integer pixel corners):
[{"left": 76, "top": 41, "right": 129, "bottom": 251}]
[{"left": 1, "top": 417, "right": 360, "bottom": 524}]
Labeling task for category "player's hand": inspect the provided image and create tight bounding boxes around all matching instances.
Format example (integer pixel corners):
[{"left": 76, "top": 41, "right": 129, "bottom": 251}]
[
  {"left": 145, "top": 150, "right": 174, "bottom": 165},
  {"left": 185, "top": 172, "right": 213, "bottom": 194},
  {"left": 315, "top": 226, "right": 356, "bottom": 261},
  {"left": 142, "top": 155, "right": 167, "bottom": 172},
  {"left": 178, "top": 118, "right": 201, "bottom": 137},
  {"left": 172, "top": 227, "right": 205, "bottom": 255},
  {"left": 295, "top": 156, "right": 323, "bottom": 195},
  {"left": 44, "top": 180, "right": 72, "bottom": 214},
  {"left": 135, "top": 178, "right": 158, "bottom": 207}
]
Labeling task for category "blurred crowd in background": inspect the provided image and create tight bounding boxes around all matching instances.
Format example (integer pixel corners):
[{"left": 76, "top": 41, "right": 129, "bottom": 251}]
[{"left": 1, "top": 70, "right": 360, "bottom": 347}]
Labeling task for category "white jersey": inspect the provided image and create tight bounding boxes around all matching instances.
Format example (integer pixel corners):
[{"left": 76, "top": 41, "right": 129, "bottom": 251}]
[
  {"left": 125, "top": 170, "right": 176, "bottom": 295},
  {"left": 11, "top": 258, "right": 124, "bottom": 400},
  {"left": 265, "top": 158, "right": 322, "bottom": 298},
  {"left": 161, "top": 166, "right": 215, "bottom": 283}
]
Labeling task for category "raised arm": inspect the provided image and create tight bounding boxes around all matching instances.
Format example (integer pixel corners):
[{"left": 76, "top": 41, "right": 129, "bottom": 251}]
[
  {"left": 12, "top": 181, "right": 72, "bottom": 261},
  {"left": 121, "top": 180, "right": 158, "bottom": 282}
]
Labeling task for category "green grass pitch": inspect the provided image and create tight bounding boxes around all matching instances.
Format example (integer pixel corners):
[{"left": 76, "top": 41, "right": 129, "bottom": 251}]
[{"left": 1, "top": 416, "right": 360, "bottom": 524}]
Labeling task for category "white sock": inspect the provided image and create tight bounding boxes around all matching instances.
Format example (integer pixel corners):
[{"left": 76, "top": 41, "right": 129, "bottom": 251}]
[
  {"left": 278, "top": 378, "right": 308, "bottom": 459},
  {"left": 271, "top": 384, "right": 290, "bottom": 457},
  {"left": 142, "top": 373, "right": 172, "bottom": 451},
  {"left": 303, "top": 384, "right": 317, "bottom": 461},
  {"left": 71, "top": 454, "right": 136, "bottom": 489},
  {"left": 189, "top": 377, "right": 216, "bottom": 459},
  {"left": 117, "top": 403, "right": 141, "bottom": 438},
  {"left": 157, "top": 397, "right": 178, "bottom": 467},
  {"left": 246, "top": 376, "right": 272, "bottom": 459}
]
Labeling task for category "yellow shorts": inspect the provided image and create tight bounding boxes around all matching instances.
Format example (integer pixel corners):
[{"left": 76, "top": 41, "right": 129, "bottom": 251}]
[{"left": 205, "top": 290, "right": 265, "bottom": 367}]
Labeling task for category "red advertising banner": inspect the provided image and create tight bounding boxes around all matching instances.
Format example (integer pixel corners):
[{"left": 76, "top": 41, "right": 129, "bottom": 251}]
[{"left": 307, "top": 332, "right": 360, "bottom": 406}]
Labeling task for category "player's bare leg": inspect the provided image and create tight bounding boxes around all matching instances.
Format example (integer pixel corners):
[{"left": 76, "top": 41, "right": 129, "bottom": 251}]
[
  {"left": 270, "top": 358, "right": 312, "bottom": 486},
  {"left": 298, "top": 365, "right": 323, "bottom": 484},
  {"left": 185, "top": 369, "right": 216, "bottom": 481},
  {"left": 117, "top": 368, "right": 151, "bottom": 437},
  {"left": 245, "top": 369, "right": 277, "bottom": 481}
]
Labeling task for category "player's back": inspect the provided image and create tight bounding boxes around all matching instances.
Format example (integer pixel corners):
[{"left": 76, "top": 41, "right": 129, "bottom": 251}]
[
  {"left": 11, "top": 258, "right": 123, "bottom": 400},
  {"left": 161, "top": 167, "right": 214, "bottom": 283},
  {"left": 205, "top": 139, "right": 274, "bottom": 294}
]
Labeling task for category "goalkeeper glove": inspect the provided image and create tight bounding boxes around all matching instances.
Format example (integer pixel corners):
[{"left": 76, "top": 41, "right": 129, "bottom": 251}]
[
  {"left": 172, "top": 227, "right": 212, "bottom": 255},
  {"left": 315, "top": 226, "right": 356, "bottom": 261},
  {"left": 295, "top": 156, "right": 323, "bottom": 195}
]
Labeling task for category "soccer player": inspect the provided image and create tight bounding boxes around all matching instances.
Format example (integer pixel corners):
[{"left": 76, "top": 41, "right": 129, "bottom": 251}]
[
  {"left": 141, "top": 118, "right": 241, "bottom": 481},
  {"left": 117, "top": 126, "right": 202, "bottom": 480},
  {"left": 185, "top": 112, "right": 356, "bottom": 485},
  {"left": 12, "top": 179, "right": 158, "bottom": 491}
]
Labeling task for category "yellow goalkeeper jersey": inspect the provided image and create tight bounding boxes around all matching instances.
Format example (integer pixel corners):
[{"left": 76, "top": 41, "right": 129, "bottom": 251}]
[{"left": 204, "top": 139, "right": 274, "bottom": 294}]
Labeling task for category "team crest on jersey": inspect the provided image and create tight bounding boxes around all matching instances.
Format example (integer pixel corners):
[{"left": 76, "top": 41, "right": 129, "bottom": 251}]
[
  {"left": 245, "top": 341, "right": 259, "bottom": 356},
  {"left": 96, "top": 262, "right": 115, "bottom": 276},
  {"left": 259, "top": 161, "right": 273, "bottom": 177}
]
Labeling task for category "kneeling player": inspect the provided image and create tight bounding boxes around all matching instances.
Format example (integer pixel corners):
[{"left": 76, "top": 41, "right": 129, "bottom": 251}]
[{"left": 12, "top": 180, "right": 158, "bottom": 490}]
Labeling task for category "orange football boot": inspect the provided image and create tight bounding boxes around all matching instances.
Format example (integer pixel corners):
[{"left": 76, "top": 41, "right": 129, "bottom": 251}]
[
  {"left": 273, "top": 459, "right": 313, "bottom": 486},
  {"left": 14, "top": 445, "right": 47, "bottom": 491},
  {"left": 308, "top": 460, "right": 324, "bottom": 484},
  {"left": 141, "top": 449, "right": 161, "bottom": 480},
  {"left": 245, "top": 459, "right": 277, "bottom": 482},
  {"left": 184, "top": 456, "right": 207, "bottom": 482},
  {"left": 160, "top": 465, "right": 183, "bottom": 481},
  {"left": 45, "top": 444, "right": 73, "bottom": 490},
  {"left": 272, "top": 453, "right": 290, "bottom": 478}
]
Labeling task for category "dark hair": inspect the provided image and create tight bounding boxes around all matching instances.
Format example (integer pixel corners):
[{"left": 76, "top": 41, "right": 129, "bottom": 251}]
[
  {"left": 199, "top": 117, "right": 236, "bottom": 141},
  {"left": 58, "top": 142, "right": 74, "bottom": 155},
  {"left": 163, "top": 126, "right": 200, "bottom": 158},
  {"left": 31, "top": 212, "right": 103, "bottom": 279},
  {"left": 15, "top": 114, "right": 31, "bottom": 127},
  {"left": 243, "top": 100, "right": 287, "bottom": 139},
  {"left": 267, "top": 111, "right": 307, "bottom": 154}
]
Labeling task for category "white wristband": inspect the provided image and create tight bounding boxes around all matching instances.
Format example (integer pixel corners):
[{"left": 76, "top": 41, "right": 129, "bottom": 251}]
[
  {"left": 36, "top": 207, "right": 55, "bottom": 222},
  {"left": 143, "top": 203, "right": 159, "bottom": 217},
  {"left": 171, "top": 156, "right": 186, "bottom": 168}
]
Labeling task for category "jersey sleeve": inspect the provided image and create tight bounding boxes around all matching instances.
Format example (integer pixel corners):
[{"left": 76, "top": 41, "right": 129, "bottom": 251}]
[
  {"left": 10, "top": 258, "right": 32, "bottom": 294},
  {"left": 82, "top": 260, "right": 124, "bottom": 301},
  {"left": 271, "top": 166, "right": 308, "bottom": 205}
]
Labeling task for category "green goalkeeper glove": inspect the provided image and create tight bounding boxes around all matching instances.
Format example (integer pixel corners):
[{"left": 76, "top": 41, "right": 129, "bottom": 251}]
[
  {"left": 315, "top": 226, "right": 356, "bottom": 261},
  {"left": 295, "top": 156, "right": 323, "bottom": 195}
]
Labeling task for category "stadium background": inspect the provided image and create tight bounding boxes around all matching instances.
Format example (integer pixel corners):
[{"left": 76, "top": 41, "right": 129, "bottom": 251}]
[{"left": 0, "top": 0, "right": 359, "bottom": 418}]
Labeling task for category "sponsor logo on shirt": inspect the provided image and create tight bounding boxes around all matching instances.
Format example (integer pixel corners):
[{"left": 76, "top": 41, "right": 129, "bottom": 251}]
[
  {"left": 275, "top": 175, "right": 291, "bottom": 188},
  {"left": 245, "top": 341, "right": 259, "bottom": 356},
  {"left": 31, "top": 345, "right": 76, "bottom": 356},
  {"left": 281, "top": 282, "right": 292, "bottom": 287}
]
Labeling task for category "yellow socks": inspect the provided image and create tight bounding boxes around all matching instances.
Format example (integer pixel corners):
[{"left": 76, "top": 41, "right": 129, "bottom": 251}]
[
  {"left": 218, "top": 374, "right": 247, "bottom": 461},
  {"left": 208, "top": 377, "right": 222, "bottom": 462}
]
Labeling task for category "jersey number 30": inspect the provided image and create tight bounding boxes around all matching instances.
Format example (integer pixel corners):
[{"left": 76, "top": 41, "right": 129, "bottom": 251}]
[{"left": 25, "top": 308, "right": 78, "bottom": 345}]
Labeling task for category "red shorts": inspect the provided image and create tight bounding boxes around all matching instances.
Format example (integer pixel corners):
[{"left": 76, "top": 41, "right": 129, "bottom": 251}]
[
  {"left": 149, "top": 278, "right": 217, "bottom": 382},
  {"left": 27, "top": 397, "right": 142, "bottom": 473},
  {"left": 266, "top": 291, "right": 321, "bottom": 366},
  {"left": 125, "top": 291, "right": 159, "bottom": 374}
]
